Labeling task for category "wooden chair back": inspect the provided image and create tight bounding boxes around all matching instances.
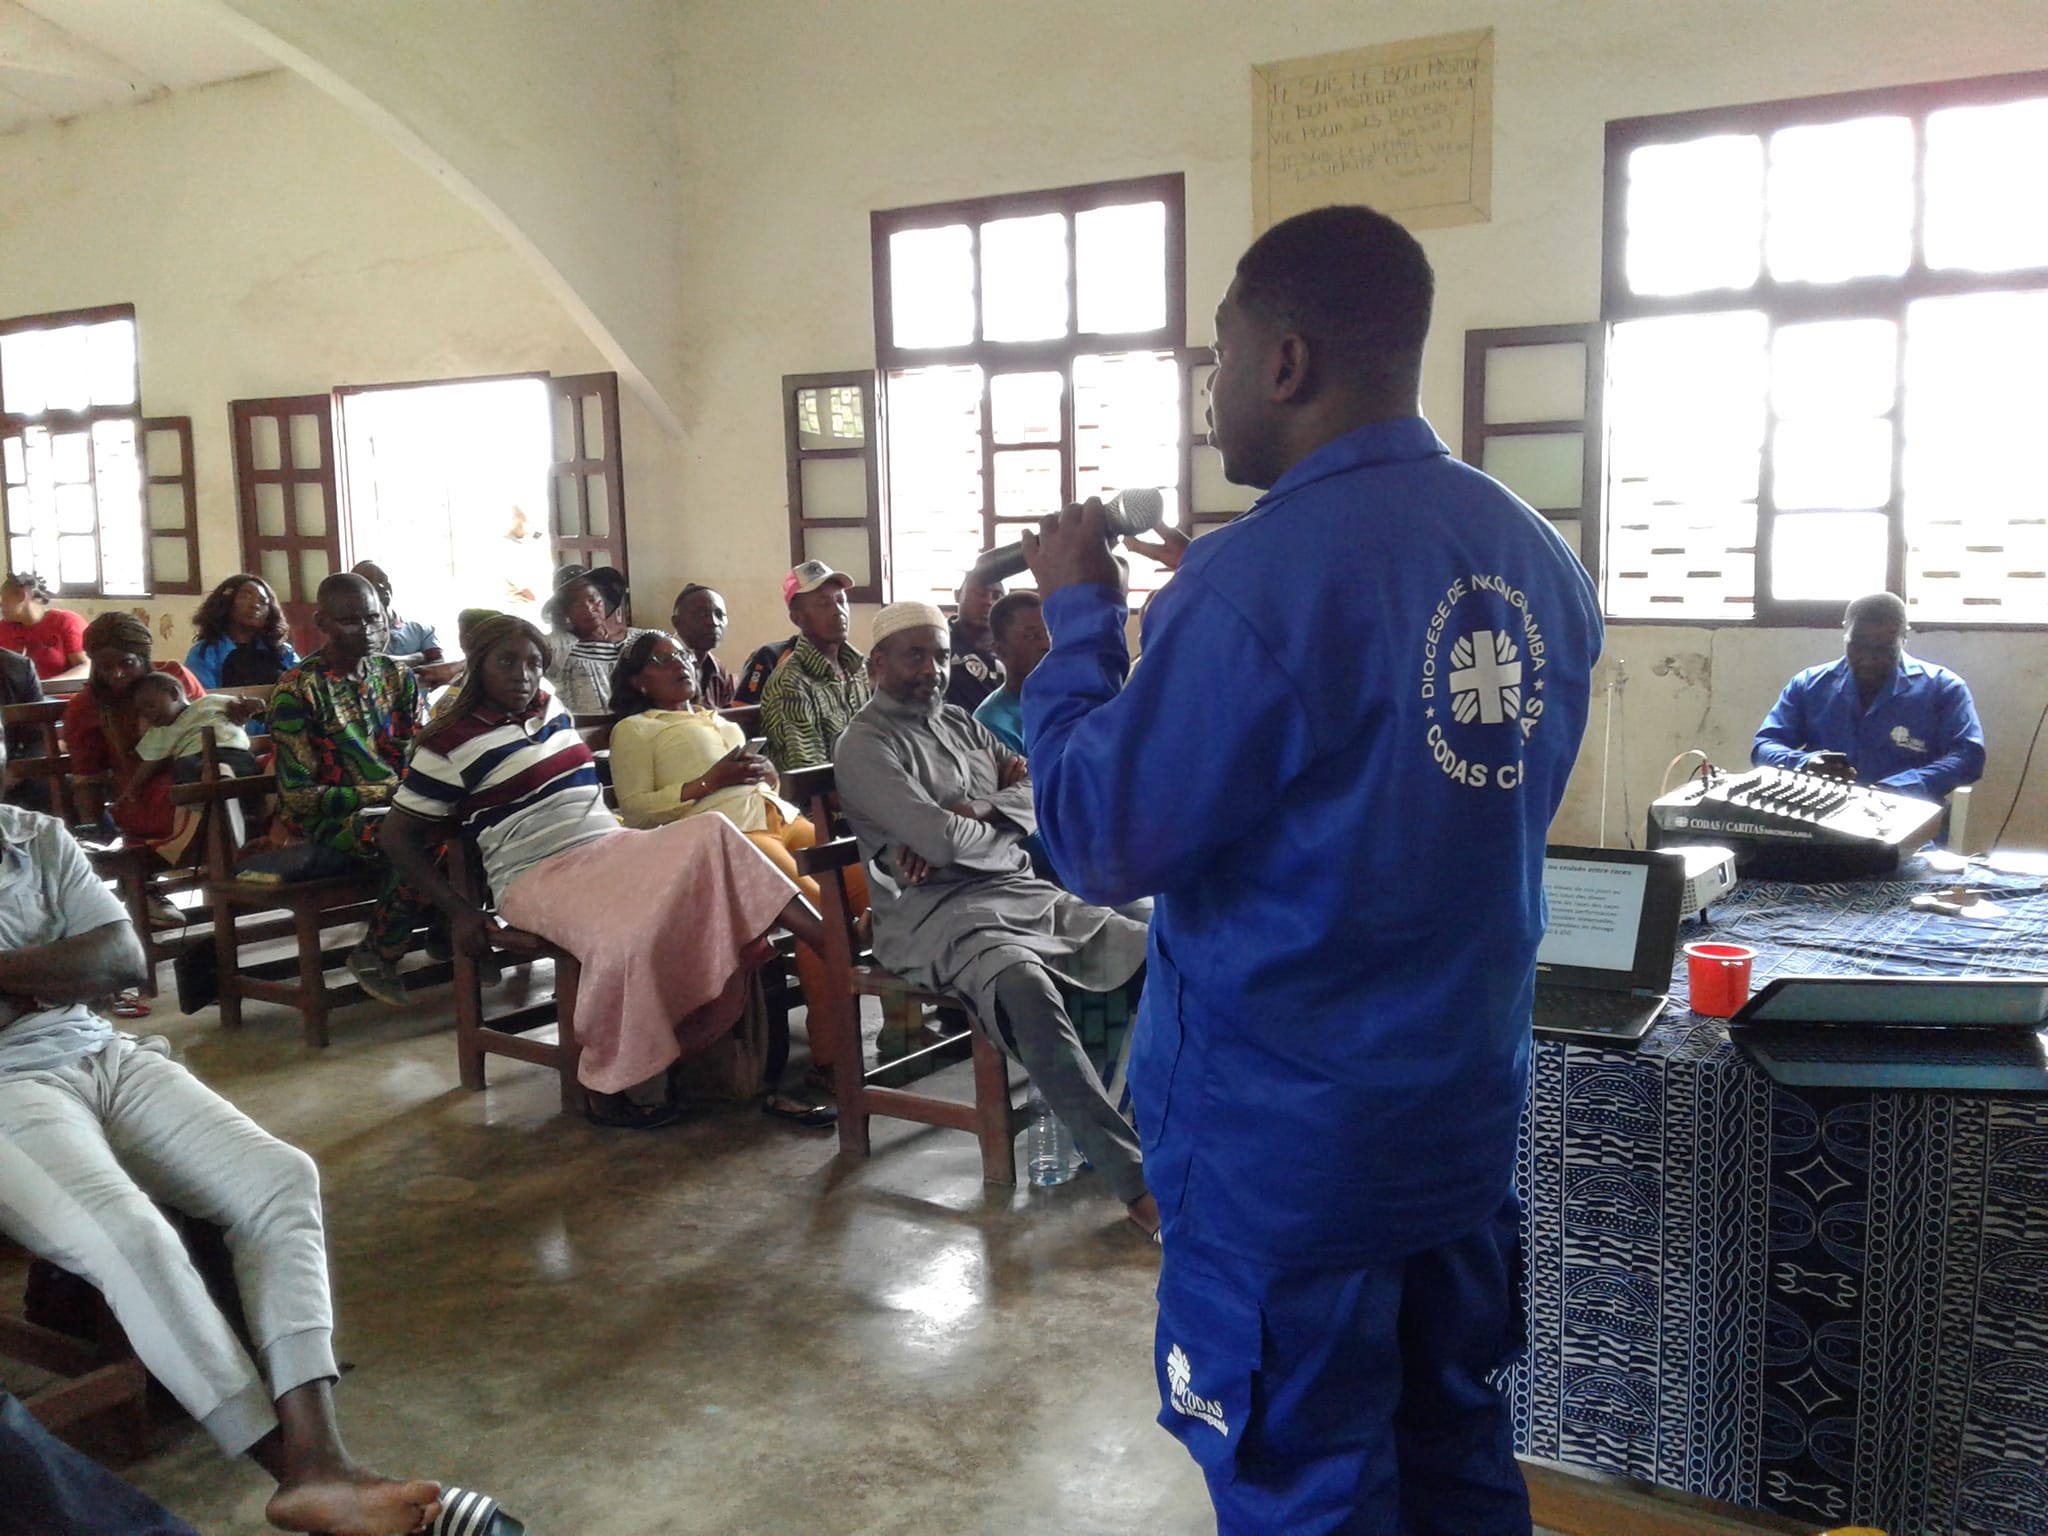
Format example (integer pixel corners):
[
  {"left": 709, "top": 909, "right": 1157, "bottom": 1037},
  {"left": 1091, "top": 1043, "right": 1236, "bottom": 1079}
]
[
  {"left": 446, "top": 831, "right": 585, "bottom": 1113},
  {"left": 0, "top": 699, "right": 75, "bottom": 818},
  {"left": 787, "top": 761, "right": 1027, "bottom": 1183}
]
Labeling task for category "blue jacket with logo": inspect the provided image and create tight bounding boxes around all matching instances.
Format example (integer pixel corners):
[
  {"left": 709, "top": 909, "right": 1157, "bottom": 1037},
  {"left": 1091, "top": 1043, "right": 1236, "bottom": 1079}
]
[
  {"left": 1024, "top": 419, "right": 1601, "bottom": 1268},
  {"left": 1751, "top": 653, "right": 1984, "bottom": 802}
]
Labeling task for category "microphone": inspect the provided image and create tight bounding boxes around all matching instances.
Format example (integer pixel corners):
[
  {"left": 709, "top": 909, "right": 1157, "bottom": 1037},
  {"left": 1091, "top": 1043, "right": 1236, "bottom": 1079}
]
[{"left": 969, "top": 487, "right": 1165, "bottom": 585}]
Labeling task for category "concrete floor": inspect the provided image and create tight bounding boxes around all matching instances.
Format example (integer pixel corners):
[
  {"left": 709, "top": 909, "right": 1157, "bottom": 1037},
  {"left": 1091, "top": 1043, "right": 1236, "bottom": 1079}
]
[{"left": 9, "top": 963, "right": 1222, "bottom": 1535}]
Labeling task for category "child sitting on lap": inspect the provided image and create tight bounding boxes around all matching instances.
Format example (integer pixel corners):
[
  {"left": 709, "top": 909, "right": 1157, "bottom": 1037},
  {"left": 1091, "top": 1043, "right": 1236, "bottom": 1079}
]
[{"left": 128, "top": 671, "right": 263, "bottom": 786}]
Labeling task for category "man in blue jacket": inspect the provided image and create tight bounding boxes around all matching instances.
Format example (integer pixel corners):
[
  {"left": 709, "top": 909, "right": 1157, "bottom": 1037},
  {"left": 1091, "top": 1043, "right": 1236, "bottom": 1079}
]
[
  {"left": 1020, "top": 205, "right": 1602, "bottom": 1534},
  {"left": 1752, "top": 591, "right": 1984, "bottom": 803}
]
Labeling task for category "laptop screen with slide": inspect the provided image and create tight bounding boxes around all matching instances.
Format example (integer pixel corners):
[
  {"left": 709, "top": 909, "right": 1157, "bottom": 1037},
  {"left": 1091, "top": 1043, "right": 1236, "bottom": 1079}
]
[{"left": 1537, "top": 846, "right": 1685, "bottom": 994}]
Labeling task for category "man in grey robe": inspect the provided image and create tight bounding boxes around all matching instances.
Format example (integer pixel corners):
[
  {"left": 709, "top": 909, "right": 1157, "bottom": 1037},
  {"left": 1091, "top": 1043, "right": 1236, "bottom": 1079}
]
[{"left": 835, "top": 601, "right": 1158, "bottom": 1237}]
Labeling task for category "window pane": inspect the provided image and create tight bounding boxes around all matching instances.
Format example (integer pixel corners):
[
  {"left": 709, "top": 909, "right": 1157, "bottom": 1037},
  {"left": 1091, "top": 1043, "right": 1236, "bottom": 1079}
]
[
  {"left": 1076, "top": 201, "right": 1167, "bottom": 334},
  {"left": 889, "top": 225, "right": 975, "bottom": 349},
  {"left": 1772, "top": 418, "right": 1893, "bottom": 510},
  {"left": 0, "top": 331, "right": 46, "bottom": 414},
  {"left": 1607, "top": 313, "right": 1768, "bottom": 502},
  {"left": 1771, "top": 511, "right": 1888, "bottom": 601},
  {"left": 1605, "top": 313, "right": 1768, "bottom": 619},
  {"left": 885, "top": 365, "right": 986, "bottom": 604},
  {"left": 1771, "top": 318, "right": 1897, "bottom": 420},
  {"left": 990, "top": 371, "right": 1063, "bottom": 443},
  {"left": 795, "top": 385, "right": 865, "bottom": 449},
  {"left": 1904, "top": 290, "right": 2048, "bottom": 623},
  {"left": 1925, "top": 97, "right": 2048, "bottom": 273},
  {"left": 1073, "top": 350, "right": 1181, "bottom": 506},
  {"left": 1625, "top": 135, "right": 1764, "bottom": 296},
  {"left": 85, "top": 319, "right": 138, "bottom": 408},
  {"left": 994, "top": 448, "right": 1063, "bottom": 517},
  {"left": 37, "top": 325, "right": 89, "bottom": 413},
  {"left": 980, "top": 213, "right": 1068, "bottom": 343},
  {"left": 1765, "top": 116, "right": 1913, "bottom": 283},
  {"left": 1481, "top": 343, "right": 1586, "bottom": 425},
  {"left": 1481, "top": 433, "right": 1584, "bottom": 512}
]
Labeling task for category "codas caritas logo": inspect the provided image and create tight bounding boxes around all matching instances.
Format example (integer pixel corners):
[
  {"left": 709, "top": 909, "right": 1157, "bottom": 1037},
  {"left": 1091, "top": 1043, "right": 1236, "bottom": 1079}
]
[{"left": 1418, "top": 572, "right": 1548, "bottom": 791}]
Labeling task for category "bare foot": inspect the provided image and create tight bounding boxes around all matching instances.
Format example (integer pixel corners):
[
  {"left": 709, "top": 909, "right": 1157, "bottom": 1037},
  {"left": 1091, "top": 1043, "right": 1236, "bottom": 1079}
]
[
  {"left": 1126, "top": 1191, "right": 1162, "bottom": 1242},
  {"left": 265, "top": 1469, "right": 441, "bottom": 1535}
]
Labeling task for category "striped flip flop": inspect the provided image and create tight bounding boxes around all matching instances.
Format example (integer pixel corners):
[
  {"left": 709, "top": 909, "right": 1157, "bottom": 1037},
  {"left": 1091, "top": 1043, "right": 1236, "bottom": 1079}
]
[{"left": 429, "top": 1487, "right": 529, "bottom": 1536}]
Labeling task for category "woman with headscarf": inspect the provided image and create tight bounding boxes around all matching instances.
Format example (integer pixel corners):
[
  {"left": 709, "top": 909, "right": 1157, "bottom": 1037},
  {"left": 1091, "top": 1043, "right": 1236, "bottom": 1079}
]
[
  {"left": 185, "top": 574, "right": 299, "bottom": 688},
  {"left": 381, "top": 615, "right": 831, "bottom": 1130},
  {"left": 0, "top": 572, "right": 89, "bottom": 680},
  {"left": 61, "top": 611, "right": 205, "bottom": 854}
]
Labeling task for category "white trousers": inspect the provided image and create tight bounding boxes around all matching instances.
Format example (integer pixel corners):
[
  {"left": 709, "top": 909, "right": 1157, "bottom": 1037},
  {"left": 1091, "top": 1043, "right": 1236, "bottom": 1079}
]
[{"left": 0, "top": 1037, "right": 336, "bottom": 1455}]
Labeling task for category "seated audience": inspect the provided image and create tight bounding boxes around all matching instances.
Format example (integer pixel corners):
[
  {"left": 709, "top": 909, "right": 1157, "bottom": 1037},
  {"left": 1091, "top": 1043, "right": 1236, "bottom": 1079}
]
[
  {"left": 946, "top": 567, "right": 1006, "bottom": 712},
  {"left": 670, "top": 582, "right": 739, "bottom": 708},
  {"left": 382, "top": 615, "right": 829, "bottom": 1130},
  {"left": 0, "top": 740, "right": 500, "bottom": 1535},
  {"left": 128, "top": 673, "right": 264, "bottom": 792},
  {"left": 543, "top": 564, "right": 660, "bottom": 715},
  {"left": 62, "top": 613, "right": 205, "bottom": 855},
  {"left": 607, "top": 633, "right": 840, "bottom": 1123},
  {"left": 267, "top": 574, "right": 430, "bottom": 1007},
  {"left": 1, "top": 641, "right": 46, "bottom": 809},
  {"left": 185, "top": 574, "right": 300, "bottom": 688},
  {"left": 759, "top": 561, "right": 869, "bottom": 771},
  {"left": 0, "top": 572, "right": 87, "bottom": 680},
  {"left": 972, "top": 590, "right": 1050, "bottom": 754},
  {"left": 351, "top": 561, "right": 462, "bottom": 689},
  {"left": 835, "top": 603, "right": 1157, "bottom": 1238},
  {"left": 1754, "top": 590, "right": 1985, "bottom": 803}
]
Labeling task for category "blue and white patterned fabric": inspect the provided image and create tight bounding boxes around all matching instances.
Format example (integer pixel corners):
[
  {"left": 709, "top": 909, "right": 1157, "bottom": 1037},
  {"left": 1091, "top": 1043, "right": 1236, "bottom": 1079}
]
[{"left": 1515, "top": 861, "right": 2048, "bottom": 1535}]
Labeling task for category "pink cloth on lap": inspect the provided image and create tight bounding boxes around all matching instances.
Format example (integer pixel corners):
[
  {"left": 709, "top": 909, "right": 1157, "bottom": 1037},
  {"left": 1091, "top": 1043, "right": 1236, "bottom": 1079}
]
[{"left": 497, "top": 814, "right": 798, "bottom": 1094}]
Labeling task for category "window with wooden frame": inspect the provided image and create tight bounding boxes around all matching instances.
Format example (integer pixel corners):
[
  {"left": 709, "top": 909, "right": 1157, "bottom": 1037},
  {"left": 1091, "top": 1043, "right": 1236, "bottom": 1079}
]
[
  {"left": 870, "top": 173, "right": 1189, "bottom": 606},
  {"left": 783, "top": 371, "right": 883, "bottom": 604},
  {"left": 1603, "top": 71, "right": 2048, "bottom": 627},
  {"left": 1462, "top": 324, "right": 1604, "bottom": 568},
  {"left": 0, "top": 304, "right": 199, "bottom": 597},
  {"left": 228, "top": 372, "right": 628, "bottom": 645}
]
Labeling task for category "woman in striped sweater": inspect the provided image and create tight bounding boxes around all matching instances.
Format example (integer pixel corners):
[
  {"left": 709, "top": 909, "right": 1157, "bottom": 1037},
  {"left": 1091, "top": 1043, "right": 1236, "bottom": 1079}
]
[{"left": 380, "top": 614, "right": 827, "bottom": 1130}]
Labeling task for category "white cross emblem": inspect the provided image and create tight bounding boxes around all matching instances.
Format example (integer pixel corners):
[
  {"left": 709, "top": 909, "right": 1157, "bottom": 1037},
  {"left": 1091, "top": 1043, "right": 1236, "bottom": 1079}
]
[{"left": 1449, "top": 629, "right": 1523, "bottom": 725}]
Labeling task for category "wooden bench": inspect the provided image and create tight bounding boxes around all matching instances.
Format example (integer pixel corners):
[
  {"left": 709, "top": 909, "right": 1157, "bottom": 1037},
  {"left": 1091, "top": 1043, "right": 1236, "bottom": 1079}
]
[
  {"left": 0, "top": 1238, "right": 149, "bottom": 1456},
  {"left": 171, "top": 742, "right": 449, "bottom": 1046},
  {"left": 783, "top": 764, "right": 1028, "bottom": 1184}
]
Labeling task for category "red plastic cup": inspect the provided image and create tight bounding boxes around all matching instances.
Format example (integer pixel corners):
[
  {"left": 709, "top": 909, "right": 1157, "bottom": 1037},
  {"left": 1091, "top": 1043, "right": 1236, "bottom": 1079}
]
[{"left": 1685, "top": 942, "right": 1756, "bottom": 1017}]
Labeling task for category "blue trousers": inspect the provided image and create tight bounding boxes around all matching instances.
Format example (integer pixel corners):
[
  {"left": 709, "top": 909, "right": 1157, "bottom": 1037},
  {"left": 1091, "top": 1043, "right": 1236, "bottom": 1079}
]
[
  {"left": 0, "top": 1391, "right": 199, "bottom": 1536},
  {"left": 1153, "top": 1198, "right": 1527, "bottom": 1536}
]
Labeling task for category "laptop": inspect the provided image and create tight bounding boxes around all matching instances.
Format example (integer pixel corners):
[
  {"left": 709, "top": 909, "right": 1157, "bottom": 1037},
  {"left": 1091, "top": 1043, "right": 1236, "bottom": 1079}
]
[
  {"left": 1729, "top": 975, "right": 2048, "bottom": 1091},
  {"left": 1531, "top": 846, "right": 1685, "bottom": 1044}
]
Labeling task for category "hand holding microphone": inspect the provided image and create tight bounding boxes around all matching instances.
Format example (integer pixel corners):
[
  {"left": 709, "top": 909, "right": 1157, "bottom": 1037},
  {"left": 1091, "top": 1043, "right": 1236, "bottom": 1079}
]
[{"left": 1010, "top": 488, "right": 1164, "bottom": 596}]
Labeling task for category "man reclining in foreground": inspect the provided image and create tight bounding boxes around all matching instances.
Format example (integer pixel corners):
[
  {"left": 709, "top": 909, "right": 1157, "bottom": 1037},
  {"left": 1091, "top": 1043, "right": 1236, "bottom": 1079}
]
[{"left": 0, "top": 727, "right": 519, "bottom": 1535}]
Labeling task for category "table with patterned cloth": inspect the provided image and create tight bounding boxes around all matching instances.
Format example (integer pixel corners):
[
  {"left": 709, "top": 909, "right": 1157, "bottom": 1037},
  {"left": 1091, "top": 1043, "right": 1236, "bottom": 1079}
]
[{"left": 1512, "top": 859, "right": 2048, "bottom": 1536}]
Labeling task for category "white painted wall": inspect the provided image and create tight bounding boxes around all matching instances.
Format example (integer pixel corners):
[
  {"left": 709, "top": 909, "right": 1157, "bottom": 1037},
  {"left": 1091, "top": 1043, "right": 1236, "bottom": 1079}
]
[
  {"left": 671, "top": 0, "right": 2048, "bottom": 848},
  {"left": 202, "top": 0, "right": 689, "bottom": 436},
  {"left": 0, "top": 69, "right": 679, "bottom": 652}
]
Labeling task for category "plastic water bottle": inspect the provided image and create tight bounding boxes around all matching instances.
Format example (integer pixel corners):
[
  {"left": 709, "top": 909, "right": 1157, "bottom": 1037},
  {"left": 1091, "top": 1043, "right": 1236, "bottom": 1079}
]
[{"left": 1026, "top": 1091, "right": 1076, "bottom": 1186}]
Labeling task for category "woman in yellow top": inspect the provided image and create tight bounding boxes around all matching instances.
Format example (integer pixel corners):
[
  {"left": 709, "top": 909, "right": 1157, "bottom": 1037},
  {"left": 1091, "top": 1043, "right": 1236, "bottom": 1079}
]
[{"left": 605, "top": 633, "right": 820, "bottom": 896}]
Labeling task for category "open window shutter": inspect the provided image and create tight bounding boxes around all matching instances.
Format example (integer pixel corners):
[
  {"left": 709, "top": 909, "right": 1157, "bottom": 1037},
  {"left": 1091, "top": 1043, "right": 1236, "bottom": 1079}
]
[
  {"left": 140, "top": 416, "right": 200, "bottom": 595},
  {"left": 1461, "top": 323, "right": 1605, "bottom": 577},
  {"left": 783, "top": 371, "right": 883, "bottom": 604},
  {"left": 546, "top": 372, "right": 630, "bottom": 605},
  {"left": 229, "top": 395, "right": 342, "bottom": 652}
]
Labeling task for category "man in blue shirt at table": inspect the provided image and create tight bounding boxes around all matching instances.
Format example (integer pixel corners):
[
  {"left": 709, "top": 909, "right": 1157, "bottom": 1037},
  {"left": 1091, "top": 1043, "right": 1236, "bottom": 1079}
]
[
  {"left": 1019, "top": 205, "right": 1602, "bottom": 1535},
  {"left": 1752, "top": 591, "right": 1984, "bottom": 804}
]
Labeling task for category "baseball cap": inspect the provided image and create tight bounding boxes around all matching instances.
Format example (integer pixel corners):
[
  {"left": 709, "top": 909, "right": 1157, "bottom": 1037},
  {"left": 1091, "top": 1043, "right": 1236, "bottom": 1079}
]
[{"left": 783, "top": 561, "right": 853, "bottom": 604}]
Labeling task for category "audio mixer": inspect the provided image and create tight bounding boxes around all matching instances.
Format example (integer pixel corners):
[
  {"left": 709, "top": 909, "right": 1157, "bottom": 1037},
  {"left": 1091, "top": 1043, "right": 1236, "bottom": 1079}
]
[{"left": 1647, "top": 763, "right": 1945, "bottom": 879}]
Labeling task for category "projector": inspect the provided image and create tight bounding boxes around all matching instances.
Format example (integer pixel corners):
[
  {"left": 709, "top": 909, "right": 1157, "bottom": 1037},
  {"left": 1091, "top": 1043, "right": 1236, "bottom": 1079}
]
[{"left": 1672, "top": 844, "right": 1739, "bottom": 919}]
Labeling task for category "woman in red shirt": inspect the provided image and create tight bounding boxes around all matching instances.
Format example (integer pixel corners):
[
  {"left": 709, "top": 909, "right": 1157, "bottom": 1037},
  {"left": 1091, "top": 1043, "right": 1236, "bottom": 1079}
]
[
  {"left": 63, "top": 610, "right": 203, "bottom": 845},
  {"left": 0, "top": 573, "right": 89, "bottom": 680}
]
